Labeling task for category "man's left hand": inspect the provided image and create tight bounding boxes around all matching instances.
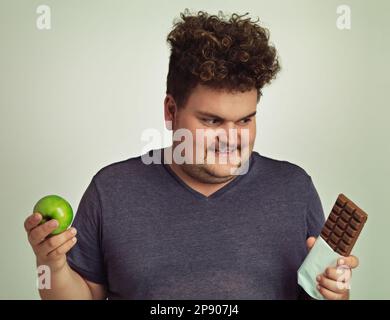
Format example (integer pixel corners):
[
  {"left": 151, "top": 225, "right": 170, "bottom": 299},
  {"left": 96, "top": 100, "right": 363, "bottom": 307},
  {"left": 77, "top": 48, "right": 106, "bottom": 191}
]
[{"left": 306, "top": 237, "right": 359, "bottom": 300}]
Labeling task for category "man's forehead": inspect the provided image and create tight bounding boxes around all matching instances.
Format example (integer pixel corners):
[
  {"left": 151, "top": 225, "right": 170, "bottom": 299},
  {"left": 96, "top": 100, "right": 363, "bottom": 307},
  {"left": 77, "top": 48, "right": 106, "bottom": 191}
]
[{"left": 186, "top": 85, "right": 258, "bottom": 118}]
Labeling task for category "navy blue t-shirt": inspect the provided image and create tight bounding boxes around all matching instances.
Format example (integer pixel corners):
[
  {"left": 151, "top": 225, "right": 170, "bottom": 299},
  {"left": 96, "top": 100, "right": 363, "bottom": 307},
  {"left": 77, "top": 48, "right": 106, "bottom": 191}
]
[{"left": 67, "top": 148, "right": 325, "bottom": 299}]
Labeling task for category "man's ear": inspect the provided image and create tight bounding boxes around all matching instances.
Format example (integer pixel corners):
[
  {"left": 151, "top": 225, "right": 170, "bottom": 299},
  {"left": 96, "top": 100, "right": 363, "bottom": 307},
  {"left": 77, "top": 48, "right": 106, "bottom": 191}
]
[{"left": 164, "top": 94, "right": 177, "bottom": 131}]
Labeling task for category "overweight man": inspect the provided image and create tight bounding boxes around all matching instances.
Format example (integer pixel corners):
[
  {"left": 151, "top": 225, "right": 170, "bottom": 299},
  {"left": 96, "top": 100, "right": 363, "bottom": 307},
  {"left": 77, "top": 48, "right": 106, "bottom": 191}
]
[{"left": 24, "top": 10, "right": 358, "bottom": 299}]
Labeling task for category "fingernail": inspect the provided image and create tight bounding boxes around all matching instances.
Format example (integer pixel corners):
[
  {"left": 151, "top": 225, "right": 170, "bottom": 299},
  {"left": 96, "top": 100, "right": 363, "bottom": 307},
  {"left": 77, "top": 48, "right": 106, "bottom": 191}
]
[
  {"left": 317, "top": 285, "right": 321, "bottom": 291},
  {"left": 72, "top": 237, "right": 77, "bottom": 242},
  {"left": 33, "top": 213, "right": 41, "bottom": 220},
  {"left": 49, "top": 219, "right": 58, "bottom": 227},
  {"left": 339, "top": 259, "right": 345, "bottom": 265},
  {"left": 316, "top": 276, "right": 321, "bottom": 281},
  {"left": 70, "top": 228, "right": 77, "bottom": 235}
]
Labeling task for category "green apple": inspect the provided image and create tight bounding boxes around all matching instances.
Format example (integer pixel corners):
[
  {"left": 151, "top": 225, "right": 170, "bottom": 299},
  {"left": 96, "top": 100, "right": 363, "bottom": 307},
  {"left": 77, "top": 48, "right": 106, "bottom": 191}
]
[{"left": 33, "top": 195, "right": 74, "bottom": 235}]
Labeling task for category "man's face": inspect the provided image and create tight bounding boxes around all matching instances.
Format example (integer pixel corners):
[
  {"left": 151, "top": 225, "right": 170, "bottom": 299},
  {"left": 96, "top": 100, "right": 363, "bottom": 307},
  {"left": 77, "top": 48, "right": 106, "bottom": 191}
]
[{"left": 166, "top": 84, "right": 257, "bottom": 184}]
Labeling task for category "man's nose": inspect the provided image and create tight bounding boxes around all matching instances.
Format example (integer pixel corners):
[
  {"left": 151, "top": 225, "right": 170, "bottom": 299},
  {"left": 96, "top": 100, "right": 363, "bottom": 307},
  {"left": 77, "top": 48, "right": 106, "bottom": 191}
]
[
  {"left": 217, "top": 122, "right": 239, "bottom": 146},
  {"left": 220, "top": 121, "right": 236, "bottom": 132}
]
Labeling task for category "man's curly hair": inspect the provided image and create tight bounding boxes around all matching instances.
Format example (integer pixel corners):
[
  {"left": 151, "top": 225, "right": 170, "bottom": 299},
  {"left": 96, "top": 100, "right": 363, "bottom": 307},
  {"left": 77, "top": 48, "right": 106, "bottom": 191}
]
[{"left": 166, "top": 10, "right": 281, "bottom": 108}]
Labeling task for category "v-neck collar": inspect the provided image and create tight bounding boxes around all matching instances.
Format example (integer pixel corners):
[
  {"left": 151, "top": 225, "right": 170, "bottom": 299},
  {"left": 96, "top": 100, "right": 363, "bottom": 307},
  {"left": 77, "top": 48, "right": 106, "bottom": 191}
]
[{"left": 161, "top": 150, "right": 255, "bottom": 201}]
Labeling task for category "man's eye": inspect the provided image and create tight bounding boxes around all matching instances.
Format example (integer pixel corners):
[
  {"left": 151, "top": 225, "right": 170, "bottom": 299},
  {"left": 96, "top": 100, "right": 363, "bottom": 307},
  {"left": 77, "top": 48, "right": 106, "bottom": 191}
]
[
  {"left": 239, "top": 118, "right": 251, "bottom": 125},
  {"left": 203, "top": 118, "right": 220, "bottom": 125}
]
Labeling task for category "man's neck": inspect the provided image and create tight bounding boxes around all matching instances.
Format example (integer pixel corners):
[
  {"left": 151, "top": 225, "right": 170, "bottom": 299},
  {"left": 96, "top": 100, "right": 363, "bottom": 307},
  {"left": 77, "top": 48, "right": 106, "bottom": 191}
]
[{"left": 168, "top": 161, "right": 234, "bottom": 197}]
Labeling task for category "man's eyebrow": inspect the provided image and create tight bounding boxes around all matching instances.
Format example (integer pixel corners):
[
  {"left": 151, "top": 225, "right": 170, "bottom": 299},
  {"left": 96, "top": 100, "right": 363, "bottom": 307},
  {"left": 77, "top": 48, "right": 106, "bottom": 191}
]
[
  {"left": 239, "top": 111, "right": 257, "bottom": 120},
  {"left": 196, "top": 111, "right": 224, "bottom": 120},
  {"left": 196, "top": 110, "right": 257, "bottom": 121}
]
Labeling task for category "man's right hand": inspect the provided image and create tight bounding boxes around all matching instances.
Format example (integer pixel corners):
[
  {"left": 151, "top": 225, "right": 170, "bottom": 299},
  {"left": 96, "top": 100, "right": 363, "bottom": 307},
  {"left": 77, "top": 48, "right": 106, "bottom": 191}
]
[
  {"left": 24, "top": 212, "right": 105, "bottom": 299},
  {"left": 24, "top": 212, "right": 77, "bottom": 273}
]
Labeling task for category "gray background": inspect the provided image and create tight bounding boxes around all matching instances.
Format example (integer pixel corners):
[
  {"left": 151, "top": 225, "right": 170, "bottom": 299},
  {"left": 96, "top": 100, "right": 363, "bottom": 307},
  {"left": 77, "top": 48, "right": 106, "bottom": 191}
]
[{"left": 0, "top": 0, "right": 389, "bottom": 299}]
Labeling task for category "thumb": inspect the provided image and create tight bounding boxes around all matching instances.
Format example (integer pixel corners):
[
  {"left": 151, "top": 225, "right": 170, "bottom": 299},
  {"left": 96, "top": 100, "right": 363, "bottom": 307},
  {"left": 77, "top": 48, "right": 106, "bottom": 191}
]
[{"left": 306, "top": 236, "right": 317, "bottom": 251}]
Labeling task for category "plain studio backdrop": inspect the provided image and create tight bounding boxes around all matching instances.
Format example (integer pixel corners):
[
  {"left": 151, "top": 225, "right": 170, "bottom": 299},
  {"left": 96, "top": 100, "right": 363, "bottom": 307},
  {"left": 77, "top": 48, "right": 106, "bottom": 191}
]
[{"left": 0, "top": 0, "right": 389, "bottom": 299}]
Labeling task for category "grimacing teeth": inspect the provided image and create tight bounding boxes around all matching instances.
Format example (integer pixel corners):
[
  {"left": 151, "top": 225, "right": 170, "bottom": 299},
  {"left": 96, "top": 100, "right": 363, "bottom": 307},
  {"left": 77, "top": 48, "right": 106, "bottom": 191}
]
[{"left": 215, "top": 147, "right": 238, "bottom": 153}]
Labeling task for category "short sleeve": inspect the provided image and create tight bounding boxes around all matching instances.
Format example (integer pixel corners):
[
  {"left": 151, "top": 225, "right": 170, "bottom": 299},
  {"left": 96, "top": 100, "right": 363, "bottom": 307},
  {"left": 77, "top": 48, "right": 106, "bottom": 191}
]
[
  {"left": 305, "top": 176, "right": 326, "bottom": 238},
  {"left": 67, "top": 178, "right": 107, "bottom": 285}
]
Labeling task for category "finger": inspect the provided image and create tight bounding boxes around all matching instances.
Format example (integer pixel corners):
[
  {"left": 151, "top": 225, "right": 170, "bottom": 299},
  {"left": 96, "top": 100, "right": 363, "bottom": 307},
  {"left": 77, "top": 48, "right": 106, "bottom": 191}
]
[
  {"left": 317, "top": 284, "right": 346, "bottom": 300},
  {"left": 47, "top": 237, "right": 77, "bottom": 258},
  {"left": 28, "top": 219, "right": 59, "bottom": 246},
  {"left": 338, "top": 255, "right": 359, "bottom": 269},
  {"left": 317, "top": 275, "right": 349, "bottom": 294},
  {"left": 38, "top": 227, "right": 77, "bottom": 256},
  {"left": 323, "top": 266, "right": 352, "bottom": 282},
  {"left": 306, "top": 236, "right": 316, "bottom": 251},
  {"left": 24, "top": 213, "right": 42, "bottom": 232}
]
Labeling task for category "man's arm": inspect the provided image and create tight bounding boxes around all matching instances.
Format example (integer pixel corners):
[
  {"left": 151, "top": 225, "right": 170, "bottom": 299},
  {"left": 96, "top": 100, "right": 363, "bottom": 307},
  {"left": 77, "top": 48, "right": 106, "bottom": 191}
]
[
  {"left": 37, "top": 261, "right": 106, "bottom": 300},
  {"left": 25, "top": 212, "right": 107, "bottom": 300}
]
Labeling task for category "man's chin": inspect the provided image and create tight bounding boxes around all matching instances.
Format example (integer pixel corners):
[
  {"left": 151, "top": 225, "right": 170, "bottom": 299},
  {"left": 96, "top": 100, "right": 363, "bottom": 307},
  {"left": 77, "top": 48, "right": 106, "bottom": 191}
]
[{"left": 204, "top": 163, "right": 241, "bottom": 178}]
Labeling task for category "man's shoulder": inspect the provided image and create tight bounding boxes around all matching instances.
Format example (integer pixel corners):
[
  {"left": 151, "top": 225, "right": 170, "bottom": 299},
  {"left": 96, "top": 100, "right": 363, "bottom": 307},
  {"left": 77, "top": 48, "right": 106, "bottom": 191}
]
[
  {"left": 252, "top": 151, "right": 310, "bottom": 179},
  {"left": 92, "top": 149, "right": 160, "bottom": 184},
  {"left": 251, "top": 151, "right": 315, "bottom": 202}
]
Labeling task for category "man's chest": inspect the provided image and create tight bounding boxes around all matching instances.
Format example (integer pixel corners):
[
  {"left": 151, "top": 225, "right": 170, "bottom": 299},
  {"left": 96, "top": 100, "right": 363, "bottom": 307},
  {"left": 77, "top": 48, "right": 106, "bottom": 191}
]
[{"left": 101, "top": 199, "right": 308, "bottom": 299}]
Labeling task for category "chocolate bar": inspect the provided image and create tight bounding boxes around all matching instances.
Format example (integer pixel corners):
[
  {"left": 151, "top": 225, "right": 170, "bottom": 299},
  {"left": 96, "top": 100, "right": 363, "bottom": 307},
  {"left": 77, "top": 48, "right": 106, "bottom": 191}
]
[{"left": 320, "top": 194, "right": 368, "bottom": 256}]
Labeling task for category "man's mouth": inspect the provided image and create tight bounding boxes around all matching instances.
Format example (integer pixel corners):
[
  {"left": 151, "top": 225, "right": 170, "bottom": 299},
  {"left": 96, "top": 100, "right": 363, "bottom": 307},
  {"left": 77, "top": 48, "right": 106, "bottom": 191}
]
[{"left": 211, "top": 146, "right": 239, "bottom": 156}]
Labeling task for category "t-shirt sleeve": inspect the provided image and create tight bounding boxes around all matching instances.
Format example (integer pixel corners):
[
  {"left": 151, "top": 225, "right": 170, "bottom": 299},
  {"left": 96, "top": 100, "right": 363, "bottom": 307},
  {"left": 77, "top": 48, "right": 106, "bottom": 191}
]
[
  {"left": 305, "top": 176, "right": 326, "bottom": 238},
  {"left": 67, "top": 177, "right": 107, "bottom": 285}
]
